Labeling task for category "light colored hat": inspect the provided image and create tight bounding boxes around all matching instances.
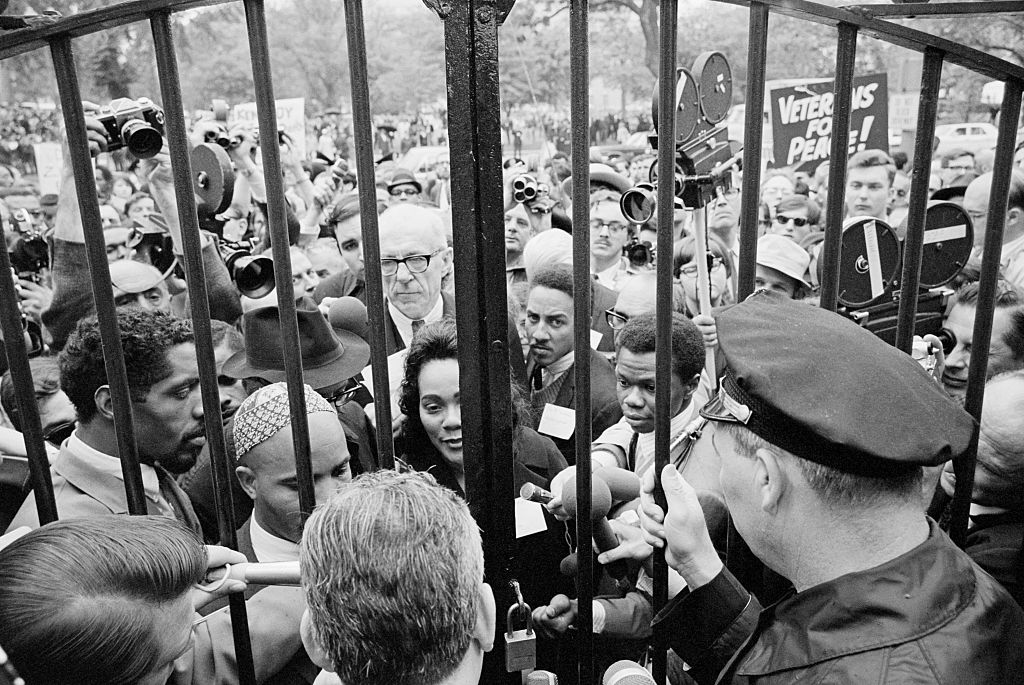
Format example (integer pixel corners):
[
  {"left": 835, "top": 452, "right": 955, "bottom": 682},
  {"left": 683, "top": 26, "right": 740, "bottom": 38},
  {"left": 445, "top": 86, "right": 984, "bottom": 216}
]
[
  {"left": 522, "top": 229, "right": 573, "bottom": 282},
  {"left": 108, "top": 259, "right": 165, "bottom": 296},
  {"left": 233, "top": 382, "right": 334, "bottom": 460},
  {"left": 756, "top": 234, "right": 811, "bottom": 289}
]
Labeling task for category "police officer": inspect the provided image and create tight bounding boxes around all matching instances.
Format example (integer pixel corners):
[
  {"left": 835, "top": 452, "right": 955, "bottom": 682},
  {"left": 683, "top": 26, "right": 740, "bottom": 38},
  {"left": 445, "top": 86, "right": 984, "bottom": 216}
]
[{"left": 639, "top": 291, "right": 1024, "bottom": 684}]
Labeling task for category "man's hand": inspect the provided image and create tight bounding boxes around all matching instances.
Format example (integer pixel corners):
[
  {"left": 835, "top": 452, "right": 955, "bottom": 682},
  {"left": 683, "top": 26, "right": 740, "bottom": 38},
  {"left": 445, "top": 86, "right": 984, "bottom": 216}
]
[
  {"left": 227, "top": 124, "right": 258, "bottom": 163},
  {"left": 597, "top": 517, "right": 653, "bottom": 565},
  {"left": 532, "top": 594, "right": 577, "bottom": 638},
  {"left": 191, "top": 545, "right": 249, "bottom": 611},
  {"left": 15, "top": 277, "right": 53, "bottom": 321},
  {"left": 639, "top": 464, "right": 722, "bottom": 591}
]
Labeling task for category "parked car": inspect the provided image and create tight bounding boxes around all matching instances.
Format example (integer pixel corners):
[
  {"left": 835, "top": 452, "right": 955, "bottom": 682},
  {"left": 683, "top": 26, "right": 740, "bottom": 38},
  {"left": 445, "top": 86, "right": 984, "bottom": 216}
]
[{"left": 933, "top": 122, "right": 998, "bottom": 157}]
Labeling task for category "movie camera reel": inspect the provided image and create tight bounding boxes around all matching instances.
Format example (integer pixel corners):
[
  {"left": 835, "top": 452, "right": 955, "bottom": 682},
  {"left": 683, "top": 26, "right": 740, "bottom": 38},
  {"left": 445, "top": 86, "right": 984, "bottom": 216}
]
[
  {"left": 190, "top": 142, "right": 236, "bottom": 228},
  {"left": 621, "top": 51, "right": 740, "bottom": 224},
  {"left": 821, "top": 201, "right": 974, "bottom": 346}
]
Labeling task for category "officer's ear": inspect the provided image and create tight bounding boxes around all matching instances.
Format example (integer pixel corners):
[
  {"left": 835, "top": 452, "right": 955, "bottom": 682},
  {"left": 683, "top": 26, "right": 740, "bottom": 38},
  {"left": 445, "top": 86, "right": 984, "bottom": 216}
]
[
  {"left": 752, "top": 446, "right": 787, "bottom": 515},
  {"left": 93, "top": 385, "right": 115, "bottom": 421},
  {"left": 1007, "top": 206, "right": 1024, "bottom": 229}
]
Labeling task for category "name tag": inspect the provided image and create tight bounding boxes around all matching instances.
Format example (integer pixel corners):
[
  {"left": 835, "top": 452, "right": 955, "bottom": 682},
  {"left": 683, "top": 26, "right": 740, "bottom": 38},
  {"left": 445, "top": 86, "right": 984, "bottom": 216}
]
[
  {"left": 590, "top": 329, "right": 604, "bottom": 350},
  {"left": 538, "top": 403, "right": 575, "bottom": 440}
]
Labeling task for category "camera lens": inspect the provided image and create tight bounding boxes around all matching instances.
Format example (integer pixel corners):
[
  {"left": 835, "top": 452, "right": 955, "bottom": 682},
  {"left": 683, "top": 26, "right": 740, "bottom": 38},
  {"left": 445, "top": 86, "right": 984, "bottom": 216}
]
[
  {"left": 121, "top": 119, "right": 163, "bottom": 158},
  {"left": 935, "top": 328, "right": 957, "bottom": 356},
  {"left": 232, "top": 255, "right": 276, "bottom": 299},
  {"left": 620, "top": 187, "right": 656, "bottom": 225}
]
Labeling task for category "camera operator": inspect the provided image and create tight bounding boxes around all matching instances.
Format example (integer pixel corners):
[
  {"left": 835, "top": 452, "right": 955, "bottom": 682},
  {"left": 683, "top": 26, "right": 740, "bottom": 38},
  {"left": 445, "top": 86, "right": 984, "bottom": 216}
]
[{"left": 42, "top": 102, "right": 242, "bottom": 350}]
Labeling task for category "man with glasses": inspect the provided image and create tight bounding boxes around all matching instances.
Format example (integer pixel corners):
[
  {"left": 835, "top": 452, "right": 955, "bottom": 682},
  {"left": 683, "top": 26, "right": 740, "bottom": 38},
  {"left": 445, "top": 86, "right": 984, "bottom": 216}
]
[
  {"left": 943, "top": 149, "right": 976, "bottom": 186},
  {"left": 386, "top": 168, "right": 423, "bottom": 205},
  {"left": 963, "top": 170, "right": 1024, "bottom": 290},
  {"left": 377, "top": 203, "right": 453, "bottom": 351},
  {"left": 590, "top": 190, "right": 635, "bottom": 291},
  {"left": 605, "top": 272, "right": 688, "bottom": 346}
]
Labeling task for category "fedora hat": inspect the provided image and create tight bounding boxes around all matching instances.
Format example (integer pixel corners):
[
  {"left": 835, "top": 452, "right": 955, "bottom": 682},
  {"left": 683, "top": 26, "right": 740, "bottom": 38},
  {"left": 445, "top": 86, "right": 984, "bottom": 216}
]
[
  {"left": 560, "top": 163, "right": 632, "bottom": 198},
  {"left": 756, "top": 234, "right": 812, "bottom": 290},
  {"left": 223, "top": 301, "right": 370, "bottom": 390}
]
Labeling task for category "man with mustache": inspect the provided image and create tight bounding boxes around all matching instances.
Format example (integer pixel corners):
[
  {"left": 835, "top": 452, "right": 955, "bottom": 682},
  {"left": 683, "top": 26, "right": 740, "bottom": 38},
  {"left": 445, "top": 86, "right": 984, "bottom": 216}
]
[{"left": 524, "top": 263, "right": 621, "bottom": 466}]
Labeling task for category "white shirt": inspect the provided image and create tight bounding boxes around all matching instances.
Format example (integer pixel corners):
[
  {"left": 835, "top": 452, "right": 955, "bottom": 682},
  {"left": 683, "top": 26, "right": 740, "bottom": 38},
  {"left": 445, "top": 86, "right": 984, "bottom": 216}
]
[
  {"left": 249, "top": 514, "right": 300, "bottom": 562},
  {"left": 388, "top": 296, "right": 444, "bottom": 348},
  {"left": 67, "top": 429, "right": 167, "bottom": 510},
  {"left": 594, "top": 259, "right": 628, "bottom": 291},
  {"left": 541, "top": 350, "right": 575, "bottom": 387},
  {"left": 1001, "top": 233, "right": 1024, "bottom": 290}
]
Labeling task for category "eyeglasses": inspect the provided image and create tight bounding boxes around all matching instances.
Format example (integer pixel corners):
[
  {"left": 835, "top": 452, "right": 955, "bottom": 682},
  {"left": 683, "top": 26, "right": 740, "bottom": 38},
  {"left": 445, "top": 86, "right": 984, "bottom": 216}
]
[
  {"left": 589, "top": 219, "right": 629, "bottom": 235},
  {"left": 324, "top": 380, "right": 365, "bottom": 410},
  {"left": 389, "top": 187, "right": 419, "bottom": 197},
  {"left": 774, "top": 214, "right": 809, "bottom": 228},
  {"left": 605, "top": 308, "right": 629, "bottom": 330},
  {"left": 678, "top": 256, "right": 724, "bottom": 277},
  {"left": 380, "top": 249, "right": 443, "bottom": 276}
]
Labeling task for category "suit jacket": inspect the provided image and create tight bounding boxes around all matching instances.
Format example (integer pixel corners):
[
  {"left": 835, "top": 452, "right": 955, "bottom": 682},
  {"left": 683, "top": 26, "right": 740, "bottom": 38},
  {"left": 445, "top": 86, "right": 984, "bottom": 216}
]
[
  {"left": 8, "top": 436, "right": 201, "bottom": 535},
  {"left": 380, "top": 290, "right": 527, "bottom": 383},
  {"left": 966, "top": 509, "right": 1024, "bottom": 608},
  {"left": 526, "top": 348, "right": 622, "bottom": 466},
  {"left": 590, "top": 280, "right": 618, "bottom": 354}
]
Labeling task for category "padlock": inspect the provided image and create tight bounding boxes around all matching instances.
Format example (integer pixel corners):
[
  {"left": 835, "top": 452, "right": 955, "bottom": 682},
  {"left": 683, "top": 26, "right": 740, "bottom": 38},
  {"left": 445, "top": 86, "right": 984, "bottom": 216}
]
[{"left": 505, "top": 603, "right": 536, "bottom": 672}]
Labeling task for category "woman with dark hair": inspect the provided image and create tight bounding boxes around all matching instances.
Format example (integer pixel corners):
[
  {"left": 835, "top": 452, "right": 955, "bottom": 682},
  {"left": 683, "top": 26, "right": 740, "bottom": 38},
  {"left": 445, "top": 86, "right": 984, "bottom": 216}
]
[
  {"left": 397, "top": 317, "right": 566, "bottom": 497},
  {"left": 397, "top": 317, "right": 572, "bottom": 619},
  {"left": 672, "top": 234, "right": 735, "bottom": 317}
]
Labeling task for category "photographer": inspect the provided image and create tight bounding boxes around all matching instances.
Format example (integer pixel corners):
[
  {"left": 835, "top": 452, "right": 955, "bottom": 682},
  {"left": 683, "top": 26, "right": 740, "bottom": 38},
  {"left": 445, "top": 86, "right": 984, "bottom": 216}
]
[{"left": 43, "top": 101, "right": 242, "bottom": 350}]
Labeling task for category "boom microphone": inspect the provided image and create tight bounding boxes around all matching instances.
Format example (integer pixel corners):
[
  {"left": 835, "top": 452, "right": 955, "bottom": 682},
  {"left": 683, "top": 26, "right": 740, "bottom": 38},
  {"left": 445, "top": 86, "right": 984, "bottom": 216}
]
[
  {"left": 602, "top": 660, "right": 655, "bottom": 685},
  {"left": 205, "top": 561, "right": 301, "bottom": 586}
]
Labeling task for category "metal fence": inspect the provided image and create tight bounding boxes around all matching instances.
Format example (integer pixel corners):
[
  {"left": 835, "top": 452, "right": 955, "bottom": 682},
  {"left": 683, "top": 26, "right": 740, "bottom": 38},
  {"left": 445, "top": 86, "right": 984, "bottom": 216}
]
[{"left": 1, "top": 0, "right": 1022, "bottom": 683}]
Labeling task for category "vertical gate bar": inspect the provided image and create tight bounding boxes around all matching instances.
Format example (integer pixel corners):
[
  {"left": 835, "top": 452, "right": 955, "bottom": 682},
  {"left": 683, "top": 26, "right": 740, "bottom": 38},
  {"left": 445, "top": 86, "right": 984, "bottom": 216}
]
[
  {"left": 49, "top": 35, "right": 147, "bottom": 515},
  {"left": 441, "top": 1, "right": 516, "bottom": 681},
  {"left": 949, "top": 79, "right": 1023, "bottom": 548},
  {"left": 0, "top": 217, "right": 57, "bottom": 524},
  {"left": 818, "top": 23, "right": 859, "bottom": 312},
  {"left": 150, "top": 14, "right": 258, "bottom": 684},
  {"left": 342, "top": 0, "right": 394, "bottom": 468},
  {"left": 895, "top": 48, "right": 944, "bottom": 353},
  {"left": 737, "top": 1, "right": 769, "bottom": 300},
  {"left": 652, "top": 0, "right": 679, "bottom": 683},
  {"left": 568, "top": 0, "right": 595, "bottom": 680},
  {"left": 242, "top": 0, "right": 315, "bottom": 520}
]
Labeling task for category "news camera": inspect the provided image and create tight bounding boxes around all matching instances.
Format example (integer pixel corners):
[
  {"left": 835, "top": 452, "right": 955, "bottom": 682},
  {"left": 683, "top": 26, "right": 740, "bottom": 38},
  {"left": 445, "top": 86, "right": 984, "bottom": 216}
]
[
  {"left": 821, "top": 202, "right": 973, "bottom": 346},
  {"left": 219, "top": 238, "right": 275, "bottom": 299},
  {"left": 94, "top": 97, "right": 165, "bottom": 159},
  {"left": 8, "top": 208, "right": 48, "bottom": 283},
  {"left": 620, "top": 51, "right": 740, "bottom": 225}
]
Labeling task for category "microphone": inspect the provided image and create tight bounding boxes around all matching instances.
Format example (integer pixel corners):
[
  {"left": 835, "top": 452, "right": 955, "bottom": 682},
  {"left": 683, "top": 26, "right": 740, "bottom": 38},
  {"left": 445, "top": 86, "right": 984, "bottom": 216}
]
[
  {"left": 602, "top": 660, "right": 655, "bottom": 685},
  {"left": 561, "top": 475, "right": 628, "bottom": 580},
  {"left": 597, "top": 467, "right": 641, "bottom": 502},
  {"left": 327, "top": 296, "right": 370, "bottom": 340},
  {"left": 205, "top": 561, "right": 301, "bottom": 586},
  {"left": 520, "top": 482, "right": 554, "bottom": 504}
]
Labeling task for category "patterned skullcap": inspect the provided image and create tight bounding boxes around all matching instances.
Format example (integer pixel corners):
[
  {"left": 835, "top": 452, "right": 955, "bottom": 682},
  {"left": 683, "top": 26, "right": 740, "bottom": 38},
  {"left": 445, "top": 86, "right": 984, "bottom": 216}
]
[{"left": 233, "top": 382, "right": 334, "bottom": 460}]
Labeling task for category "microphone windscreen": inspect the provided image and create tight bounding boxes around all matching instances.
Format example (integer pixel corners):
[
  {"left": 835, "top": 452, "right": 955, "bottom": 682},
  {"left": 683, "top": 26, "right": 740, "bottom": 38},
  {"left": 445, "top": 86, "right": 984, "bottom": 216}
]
[
  {"left": 600, "top": 467, "right": 641, "bottom": 502},
  {"left": 526, "top": 671, "right": 558, "bottom": 684},
  {"left": 696, "top": 489, "right": 730, "bottom": 546},
  {"left": 602, "top": 660, "right": 655, "bottom": 685},
  {"left": 562, "top": 475, "right": 612, "bottom": 519},
  {"left": 228, "top": 561, "right": 302, "bottom": 586},
  {"left": 559, "top": 552, "right": 577, "bottom": 577},
  {"left": 327, "top": 296, "right": 369, "bottom": 340}
]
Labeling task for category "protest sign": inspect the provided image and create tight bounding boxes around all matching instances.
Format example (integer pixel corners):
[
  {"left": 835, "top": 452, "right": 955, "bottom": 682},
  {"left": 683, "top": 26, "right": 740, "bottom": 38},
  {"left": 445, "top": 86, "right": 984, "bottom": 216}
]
[
  {"left": 769, "top": 73, "right": 889, "bottom": 172},
  {"left": 231, "top": 97, "right": 307, "bottom": 160},
  {"left": 32, "top": 142, "right": 63, "bottom": 196}
]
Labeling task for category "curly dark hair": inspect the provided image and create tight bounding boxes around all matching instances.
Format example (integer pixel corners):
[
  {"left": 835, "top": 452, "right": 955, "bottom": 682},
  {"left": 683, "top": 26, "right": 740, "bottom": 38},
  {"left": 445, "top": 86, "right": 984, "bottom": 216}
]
[
  {"left": 398, "top": 318, "right": 528, "bottom": 447},
  {"left": 615, "top": 311, "right": 704, "bottom": 383},
  {"left": 60, "top": 309, "right": 195, "bottom": 423}
]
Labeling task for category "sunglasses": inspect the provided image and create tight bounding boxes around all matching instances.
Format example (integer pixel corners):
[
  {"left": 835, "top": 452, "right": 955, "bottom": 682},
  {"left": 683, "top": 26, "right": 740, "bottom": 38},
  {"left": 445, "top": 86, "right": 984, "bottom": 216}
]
[
  {"left": 774, "top": 214, "right": 809, "bottom": 228},
  {"left": 389, "top": 187, "right": 419, "bottom": 197}
]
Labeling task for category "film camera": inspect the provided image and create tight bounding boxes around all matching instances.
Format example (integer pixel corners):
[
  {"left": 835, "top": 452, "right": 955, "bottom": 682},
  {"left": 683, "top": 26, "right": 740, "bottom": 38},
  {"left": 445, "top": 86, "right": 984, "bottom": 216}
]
[
  {"left": 8, "top": 208, "right": 48, "bottom": 283},
  {"left": 219, "top": 239, "right": 275, "bottom": 299},
  {"left": 620, "top": 51, "right": 738, "bottom": 225},
  {"left": 821, "top": 202, "right": 973, "bottom": 349},
  {"left": 94, "top": 97, "right": 165, "bottom": 159}
]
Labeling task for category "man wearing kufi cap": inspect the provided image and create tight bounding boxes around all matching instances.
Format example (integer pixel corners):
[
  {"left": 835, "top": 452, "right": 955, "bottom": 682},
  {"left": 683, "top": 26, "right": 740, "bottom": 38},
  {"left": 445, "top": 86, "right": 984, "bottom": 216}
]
[
  {"left": 202, "top": 382, "right": 350, "bottom": 684},
  {"left": 640, "top": 291, "right": 1024, "bottom": 683}
]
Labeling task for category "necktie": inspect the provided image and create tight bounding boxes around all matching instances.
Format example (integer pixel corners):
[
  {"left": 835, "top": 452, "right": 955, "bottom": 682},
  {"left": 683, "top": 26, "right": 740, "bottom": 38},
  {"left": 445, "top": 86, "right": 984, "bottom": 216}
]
[{"left": 412, "top": 319, "right": 425, "bottom": 336}]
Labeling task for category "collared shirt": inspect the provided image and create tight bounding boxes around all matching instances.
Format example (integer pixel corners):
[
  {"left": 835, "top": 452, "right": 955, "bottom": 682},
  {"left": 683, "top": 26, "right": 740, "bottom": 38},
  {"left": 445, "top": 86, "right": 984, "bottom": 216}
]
[
  {"left": 1001, "top": 233, "right": 1024, "bottom": 289},
  {"left": 388, "top": 296, "right": 444, "bottom": 348},
  {"left": 249, "top": 515, "right": 300, "bottom": 562},
  {"left": 67, "top": 429, "right": 166, "bottom": 508},
  {"left": 594, "top": 259, "right": 628, "bottom": 291},
  {"left": 541, "top": 350, "right": 575, "bottom": 387}
]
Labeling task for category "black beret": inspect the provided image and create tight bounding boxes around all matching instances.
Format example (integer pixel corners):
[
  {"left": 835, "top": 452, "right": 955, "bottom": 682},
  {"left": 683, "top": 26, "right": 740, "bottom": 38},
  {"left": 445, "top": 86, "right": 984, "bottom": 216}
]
[{"left": 700, "top": 291, "right": 975, "bottom": 476}]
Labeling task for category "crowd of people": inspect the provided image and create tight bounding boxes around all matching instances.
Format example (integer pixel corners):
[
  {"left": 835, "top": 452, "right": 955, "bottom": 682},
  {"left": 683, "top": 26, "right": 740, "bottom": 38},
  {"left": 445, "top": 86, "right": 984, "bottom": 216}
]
[{"left": 0, "top": 92, "right": 1023, "bottom": 685}]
